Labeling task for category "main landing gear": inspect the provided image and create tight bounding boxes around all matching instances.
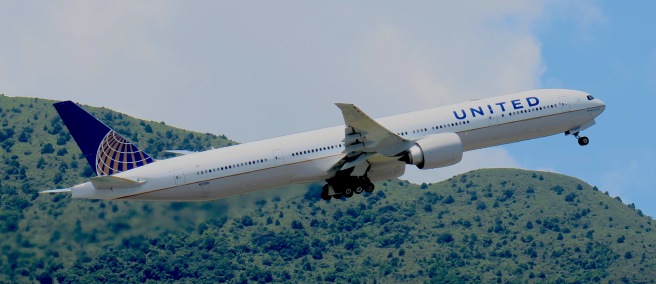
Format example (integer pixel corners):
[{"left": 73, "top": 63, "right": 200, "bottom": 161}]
[{"left": 321, "top": 177, "right": 375, "bottom": 200}]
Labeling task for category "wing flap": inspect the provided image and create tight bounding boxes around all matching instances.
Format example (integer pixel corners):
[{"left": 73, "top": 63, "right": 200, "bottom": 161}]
[
  {"left": 341, "top": 153, "right": 371, "bottom": 171},
  {"left": 330, "top": 103, "right": 416, "bottom": 178},
  {"left": 335, "top": 103, "right": 412, "bottom": 157}
]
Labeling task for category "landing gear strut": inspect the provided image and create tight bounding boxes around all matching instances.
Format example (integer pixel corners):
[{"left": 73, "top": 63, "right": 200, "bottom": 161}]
[{"left": 321, "top": 176, "right": 375, "bottom": 200}]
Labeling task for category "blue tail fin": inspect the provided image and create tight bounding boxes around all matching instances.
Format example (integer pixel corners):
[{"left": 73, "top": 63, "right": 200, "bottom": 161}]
[{"left": 53, "top": 101, "right": 155, "bottom": 176}]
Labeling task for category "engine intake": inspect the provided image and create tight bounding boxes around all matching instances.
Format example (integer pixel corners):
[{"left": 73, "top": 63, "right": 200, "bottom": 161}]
[{"left": 400, "top": 133, "right": 463, "bottom": 169}]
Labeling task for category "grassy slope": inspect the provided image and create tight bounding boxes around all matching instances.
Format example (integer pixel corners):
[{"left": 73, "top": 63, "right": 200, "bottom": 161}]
[
  {"left": 0, "top": 95, "right": 235, "bottom": 281},
  {"left": 0, "top": 95, "right": 654, "bottom": 283}
]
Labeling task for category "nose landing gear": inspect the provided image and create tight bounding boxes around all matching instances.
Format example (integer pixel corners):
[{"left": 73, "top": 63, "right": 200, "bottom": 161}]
[
  {"left": 565, "top": 129, "right": 590, "bottom": 146},
  {"left": 571, "top": 132, "right": 589, "bottom": 146}
]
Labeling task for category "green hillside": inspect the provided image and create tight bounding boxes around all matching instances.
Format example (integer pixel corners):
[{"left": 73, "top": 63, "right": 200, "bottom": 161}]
[{"left": 0, "top": 95, "right": 654, "bottom": 283}]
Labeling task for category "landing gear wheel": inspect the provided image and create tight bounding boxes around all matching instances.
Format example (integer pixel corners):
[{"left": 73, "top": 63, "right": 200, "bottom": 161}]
[
  {"left": 578, "top": 136, "right": 589, "bottom": 146},
  {"left": 364, "top": 182, "right": 375, "bottom": 193},
  {"left": 354, "top": 185, "right": 364, "bottom": 194},
  {"left": 344, "top": 188, "right": 354, "bottom": 198}
]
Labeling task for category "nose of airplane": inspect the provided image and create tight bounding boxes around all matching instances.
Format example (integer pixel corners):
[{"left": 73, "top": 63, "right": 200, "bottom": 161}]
[{"left": 595, "top": 99, "right": 606, "bottom": 112}]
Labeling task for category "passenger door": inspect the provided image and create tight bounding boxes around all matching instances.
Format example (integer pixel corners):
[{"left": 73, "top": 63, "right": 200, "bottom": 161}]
[
  {"left": 272, "top": 149, "right": 285, "bottom": 166},
  {"left": 170, "top": 169, "right": 186, "bottom": 186}
]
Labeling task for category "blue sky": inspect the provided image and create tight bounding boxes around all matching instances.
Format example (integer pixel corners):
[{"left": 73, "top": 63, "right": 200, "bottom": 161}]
[
  {"left": 0, "top": 2, "right": 654, "bottom": 216},
  {"left": 510, "top": 1, "right": 656, "bottom": 215}
]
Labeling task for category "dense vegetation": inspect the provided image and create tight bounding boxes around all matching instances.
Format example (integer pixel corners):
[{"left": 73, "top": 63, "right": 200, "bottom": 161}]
[{"left": 0, "top": 95, "right": 654, "bottom": 283}]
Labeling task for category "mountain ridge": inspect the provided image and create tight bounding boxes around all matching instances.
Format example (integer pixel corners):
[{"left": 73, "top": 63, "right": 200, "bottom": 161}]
[{"left": 0, "top": 95, "right": 653, "bottom": 283}]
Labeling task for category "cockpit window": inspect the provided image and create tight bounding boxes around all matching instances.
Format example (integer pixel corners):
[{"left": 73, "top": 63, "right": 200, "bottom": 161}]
[{"left": 587, "top": 95, "right": 594, "bottom": 100}]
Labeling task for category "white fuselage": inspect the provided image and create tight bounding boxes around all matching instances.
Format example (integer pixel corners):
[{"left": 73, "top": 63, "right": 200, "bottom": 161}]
[{"left": 68, "top": 89, "right": 605, "bottom": 201}]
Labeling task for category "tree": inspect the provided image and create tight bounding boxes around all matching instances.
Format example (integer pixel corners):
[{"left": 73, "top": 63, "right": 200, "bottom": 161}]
[
  {"left": 437, "top": 233, "right": 454, "bottom": 244},
  {"left": 565, "top": 192, "right": 576, "bottom": 202},
  {"left": 526, "top": 221, "right": 533, "bottom": 230},
  {"left": 241, "top": 216, "right": 254, "bottom": 226},
  {"left": 291, "top": 220, "right": 304, "bottom": 230},
  {"left": 41, "top": 143, "right": 55, "bottom": 154},
  {"left": 36, "top": 157, "right": 46, "bottom": 169}
]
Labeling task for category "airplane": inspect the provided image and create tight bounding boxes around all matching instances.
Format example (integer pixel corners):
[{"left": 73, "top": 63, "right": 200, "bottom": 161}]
[{"left": 41, "top": 89, "right": 605, "bottom": 201}]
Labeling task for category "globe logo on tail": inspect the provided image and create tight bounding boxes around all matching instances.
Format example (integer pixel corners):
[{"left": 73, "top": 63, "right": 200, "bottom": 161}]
[{"left": 95, "top": 130, "right": 154, "bottom": 176}]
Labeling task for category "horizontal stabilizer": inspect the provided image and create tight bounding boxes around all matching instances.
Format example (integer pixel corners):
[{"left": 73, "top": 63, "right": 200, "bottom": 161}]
[
  {"left": 163, "top": 150, "right": 197, "bottom": 156},
  {"left": 91, "top": 176, "right": 146, "bottom": 189},
  {"left": 40, "top": 188, "right": 72, "bottom": 194}
]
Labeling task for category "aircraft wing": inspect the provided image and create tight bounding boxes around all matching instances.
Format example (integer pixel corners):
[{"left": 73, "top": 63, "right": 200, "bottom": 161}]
[{"left": 333, "top": 103, "right": 414, "bottom": 176}]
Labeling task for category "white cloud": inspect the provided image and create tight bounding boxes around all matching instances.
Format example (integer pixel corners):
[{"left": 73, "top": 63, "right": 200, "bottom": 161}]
[
  {"left": 0, "top": 2, "right": 551, "bottom": 185},
  {"left": 357, "top": 2, "right": 545, "bottom": 117}
]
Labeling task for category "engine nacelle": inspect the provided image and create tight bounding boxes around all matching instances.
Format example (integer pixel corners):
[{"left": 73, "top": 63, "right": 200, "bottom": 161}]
[{"left": 402, "top": 133, "right": 463, "bottom": 169}]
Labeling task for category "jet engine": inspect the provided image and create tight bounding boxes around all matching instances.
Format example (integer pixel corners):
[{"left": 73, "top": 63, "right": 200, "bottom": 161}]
[{"left": 400, "top": 133, "right": 463, "bottom": 169}]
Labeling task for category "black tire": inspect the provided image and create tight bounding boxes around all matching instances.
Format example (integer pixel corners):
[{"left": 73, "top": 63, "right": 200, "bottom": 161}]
[
  {"left": 578, "top": 136, "right": 589, "bottom": 146},
  {"left": 354, "top": 186, "right": 364, "bottom": 194},
  {"left": 344, "top": 188, "right": 354, "bottom": 198},
  {"left": 364, "top": 182, "right": 375, "bottom": 193}
]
